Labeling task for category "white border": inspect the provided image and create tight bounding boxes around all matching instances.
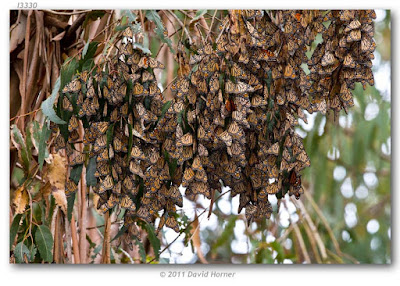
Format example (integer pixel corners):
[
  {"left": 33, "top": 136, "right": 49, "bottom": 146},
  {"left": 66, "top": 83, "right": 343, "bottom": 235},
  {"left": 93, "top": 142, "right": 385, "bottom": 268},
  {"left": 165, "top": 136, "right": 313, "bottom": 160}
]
[{"left": 1, "top": 1, "right": 398, "bottom": 285}]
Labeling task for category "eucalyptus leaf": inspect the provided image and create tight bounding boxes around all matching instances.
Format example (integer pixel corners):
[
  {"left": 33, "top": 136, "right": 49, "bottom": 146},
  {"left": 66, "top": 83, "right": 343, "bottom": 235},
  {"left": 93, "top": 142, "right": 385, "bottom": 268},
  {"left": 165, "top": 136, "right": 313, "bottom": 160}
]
[
  {"left": 70, "top": 164, "right": 83, "bottom": 184},
  {"left": 10, "top": 125, "right": 30, "bottom": 171},
  {"left": 10, "top": 214, "right": 23, "bottom": 250},
  {"left": 35, "top": 225, "right": 53, "bottom": 263},
  {"left": 41, "top": 77, "right": 66, "bottom": 124},
  {"left": 86, "top": 156, "right": 97, "bottom": 187},
  {"left": 142, "top": 222, "right": 160, "bottom": 260},
  {"left": 67, "top": 192, "right": 76, "bottom": 222},
  {"left": 190, "top": 10, "right": 208, "bottom": 23},
  {"left": 14, "top": 241, "right": 30, "bottom": 263},
  {"left": 38, "top": 123, "right": 51, "bottom": 170}
]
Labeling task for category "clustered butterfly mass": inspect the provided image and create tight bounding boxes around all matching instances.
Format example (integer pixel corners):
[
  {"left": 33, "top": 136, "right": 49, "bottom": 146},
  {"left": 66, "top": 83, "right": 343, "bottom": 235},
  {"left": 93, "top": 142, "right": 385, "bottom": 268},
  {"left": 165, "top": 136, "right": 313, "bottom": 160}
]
[{"left": 52, "top": 10, "right": 375, "bottom": 238}]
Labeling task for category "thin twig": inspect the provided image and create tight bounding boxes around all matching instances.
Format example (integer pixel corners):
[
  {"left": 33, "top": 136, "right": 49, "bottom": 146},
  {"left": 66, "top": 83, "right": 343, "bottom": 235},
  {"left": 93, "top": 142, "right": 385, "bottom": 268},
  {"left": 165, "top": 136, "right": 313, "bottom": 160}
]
[
  {"left": 70, "top": 215, "right": 81, "bottom": 264},
  {"left": 292, "top": 197, "right": 327, "bottom": 262},
  {"left": 206, "top": 10, "right": 218, "bottom": 42},
  {"left": 303, "top": 190, "right": 343, "bottom": 256},
  {"left": 147, "top": 189, "right": 231, "bottom": 263},
  {"left": 43, "top": 10, "right": 91, "bottom": 16},
  {"left": 167, "top": 10, "right": 192, "bottom": 45}
]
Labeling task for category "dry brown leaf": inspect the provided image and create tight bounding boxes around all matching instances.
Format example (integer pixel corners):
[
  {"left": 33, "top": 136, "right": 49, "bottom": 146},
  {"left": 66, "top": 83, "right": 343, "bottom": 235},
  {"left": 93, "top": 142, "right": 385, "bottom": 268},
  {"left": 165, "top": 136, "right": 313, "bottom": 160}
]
[
  {"left": 13, "top": 185, "right": 29, "bottom": 214},
  {"left": 10, "top": 13, "right": 27, "bottom": 53},
  {"left": 47, "top": 153, "right": 68, "bottom": 212},
  {"left": 51, "top": 31, "right": 66, "bottom": 42},
  {"left": 190, "top": 213, "right": 208, "bottom": 264},
  {"left": 47, "top": 153, "right": 67, "bottom": 189},
  {"left": 52, "top": 188, "right": 67, "bottom": 213}
]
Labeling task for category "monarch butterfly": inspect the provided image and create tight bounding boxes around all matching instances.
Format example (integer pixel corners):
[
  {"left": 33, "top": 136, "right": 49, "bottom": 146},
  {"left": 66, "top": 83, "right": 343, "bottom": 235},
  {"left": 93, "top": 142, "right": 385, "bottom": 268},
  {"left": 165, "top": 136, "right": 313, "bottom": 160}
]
[
  {"left": 130, "top": 145, "right": 146, "bottom": 160},
  {"left": 86, "top": 84, "right": 95, "bottom": 98},
  {"left": 189, "top": 54, "right": 203, "bottom": 65},
  {"left": 112, "top": 181, "right": 121, "bottom": 195},
  {"left": 182, "top": 167, "right": 195, "bottom": 187},
  {"left": 284, "top": 64, "right": 297, "bottom": 79},
  {"left": 67, "top": 116, "right": 79, "bottom": 133},
  {"left": 93, "top": 135, "right": 107, "bottom": 152},
  {"left": 120, "top": 195, "right": 136, "bottom": 211},
  {"left": 54, "top": 134, "right": 66, "bottom": 151},
  {"left": 251, "top": 95, "right": 267, "bottom": 107},
  {"left": 169, "top": 185, "right": 183, "bottom": 207},
  {"left": 148, "top": 57, "right": 165, "bottom": 69},
  {"left": 141, "top": 70, "right": 154, "bottom": 82},
  {"left": 98, "top": 175, "right": 114, "bottom": 194},
  {"left": 193, "top": 181, "right": 211, "bottom": 198},
  {"left": 65, "top": 180, "right": 78, "bottom": 195},
  {"left": 63, "top": 78, "right": 81, "bottom": 93},
  {"left": 92, "top": 122, "right": 109, "bottom": 135},
  {"left": 344, "top": 19, "right": 361, "bottom": 33},
  {"left": 343, "top": 54, "right": 356, "bottom": 68},
  {"left": 199, "top": 43, "right": 213, "bottom": 56},
  {"left": 94, "top": 161, "right": 110, "bottom": 177},
  {"left": 195, "top": 169, "right": 208, "bottom": 183},
  {"left": 225, "top": 80, "right": 254, "bottom": 94},
  {"left": 346, "top": 29, "right": 361, "bottom": 43},
  {"left": 120, "top": 42, "right": 133, "bottom": 55},
  {"left": 113, "top": 137, "right": 126, "bottom": 153},
  {"left": 62, "top": 96, "right": 74, "bottom": 112},
  {"left": 321, "top": 52, "right": 336, "bottom": 66},
  {"left": 132, "top": 82, "right": 145, "bottom": 96},
  {"left": 171, "top": 78, "right": 190, "bottom": 97},
  {"left": 129, "top": 160, "right": 145, "bottom": 178},
  {"left": 197, "top": 144, "right": 209, "bottom": 157},
  {"left": 122, "top": 174, "right": 135, "bottom": 190},
  {"left": 177, "top": 133, "right": 193, "bottom": 147},
  {"left": 147, "top": 148, "right": 160, "bottom": 164},
  {"left": 289, "top": 170, "right": 301, "bottom": 188},
  {"left": 68, "top": 129, "right": 80, "bottom": 143},
  {"left": 209, "top": 75, "right": 220, "bottom": 93},
  {"left": 96, "top": 148, "right": 109, "bottom": 162},
  {"left": 165, "top": 215, "right": 179, "bottom": 233}
]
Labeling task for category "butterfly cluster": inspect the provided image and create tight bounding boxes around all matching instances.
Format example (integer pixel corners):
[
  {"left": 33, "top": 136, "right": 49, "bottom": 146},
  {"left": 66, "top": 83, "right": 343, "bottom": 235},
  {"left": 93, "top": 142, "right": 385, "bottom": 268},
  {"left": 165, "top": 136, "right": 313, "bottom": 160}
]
[
  {"left": 167, "top": 10, "right": 375, "bottom": 224},
  {"left": 51, "top": 10, "right": 376, "bottom": 233},
  {"left": 52, "top": 26, "right": 187, "bottom": 245}
]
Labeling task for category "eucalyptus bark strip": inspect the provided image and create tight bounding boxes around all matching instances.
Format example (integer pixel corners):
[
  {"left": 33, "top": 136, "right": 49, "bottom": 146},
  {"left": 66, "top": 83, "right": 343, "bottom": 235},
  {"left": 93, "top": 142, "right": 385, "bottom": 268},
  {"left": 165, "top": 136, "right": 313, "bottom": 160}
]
[
  {"left": 101, "top": 211, "right": 111, "bottom": 264},
  {"left": 70, "top": 215, "right": 81, "bottom": 264}
]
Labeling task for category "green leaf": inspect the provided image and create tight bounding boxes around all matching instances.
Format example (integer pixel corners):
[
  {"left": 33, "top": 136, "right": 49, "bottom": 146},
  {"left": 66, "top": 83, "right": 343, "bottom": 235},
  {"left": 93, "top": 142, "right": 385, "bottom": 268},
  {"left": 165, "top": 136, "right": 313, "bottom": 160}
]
[
  {"left": 70, "top": 164, "right": 83, "bottom": 184},
  {"left": 31, "top": 121, "right": 49, "bottom": 160},
  {"left": 112, "top": 225, "right": 128, "bottom": 242},
  {"left": 145, "top": 10, "right": 174, "bottom": 53},
  {"left": 10, "top": 125, "right": 30, "bottom": 171},
  {"left": 35, "top": 225, "right": 54, "bottom": 263},
  {"left": 82, "top": 41, "right": 90, "bottom": 59},
  {"left": 14, "top": 241, "right": 30, "bottom": 263},
  {"left": 25, "top": 124, "right": 33, "bottom": 163},
  {"left": 38, "top": 123, "right": 51, "bottom": 171},
  {"left": 41, "top": 77, "right": 66, "bottom": 124},
  {"left": 67, "top": 192, "right": 76, "bottom": 222},
  {"left": 115, "top": 24, "right": 129, "bottom": 32},
  {"left": 10, "top": 214, "right": 23, "bottom": 250},
  {"left": 134, "top": 236, "right": 147, "bottom": 263},
  {"left": 82, "top": 42, "right": 99, "bottom": 62},
  {"left": 86, "top": 156, "right": 97, "bottom": 187},
  {"left": 190, "top": 10, "right": 207, "bottom": 23},
  {"left": 29, "top": 245, "right": 37, "bottom": 262},
  {"left": 106, "top": 123, "right": 115, "bottom": 146},
  {"left": 124, "top": 10, "right": 137, "bottom": 23},
  {"left": 158, "top": 100, "right": 172, "bottom": 121},
  {"left": 142, "top": 222, "right": 160, "bottom": 260},
  {"left": 60, "top": 58, "right": 78, "bottom": 90}
]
